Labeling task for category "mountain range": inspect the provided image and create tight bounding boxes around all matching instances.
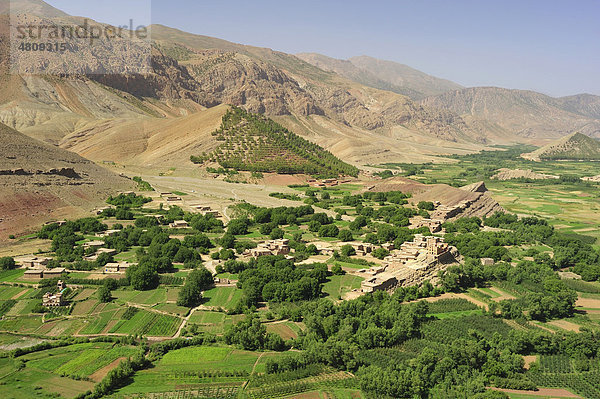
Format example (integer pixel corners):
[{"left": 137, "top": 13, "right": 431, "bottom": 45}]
[{"left": 2, "top": 1, "right": 599, "bottom": 169}]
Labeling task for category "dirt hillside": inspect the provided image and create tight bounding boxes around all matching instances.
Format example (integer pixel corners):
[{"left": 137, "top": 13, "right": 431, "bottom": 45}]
[{"left": 0, "top": 122, "right": 134, "bottom": 240}]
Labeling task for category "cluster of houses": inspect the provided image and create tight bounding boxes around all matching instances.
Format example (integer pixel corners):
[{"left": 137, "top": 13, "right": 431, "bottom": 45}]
[
  {"left": 16, "top": 256, "right": 66, "bottom": 280},
  {"left": 191, "top": 205, "right": 221, "bottom": 218},
  {"left": 246, "top": 239, "right": 292, "bottom": 257},
  {"left": 361, "top": 273, "right": 400, "bottom": 293},
  {"left": 383, "top": 234, "right": 450, "bottom": 268},
  {"left": 83, "top": 247, "right": 117, "bottom": 262},
  {"left": 409, "top": 217, "right": 442, "bottom": 233},
  {"left": 429, "top": 200, "right": 475, "bottom": 221}
]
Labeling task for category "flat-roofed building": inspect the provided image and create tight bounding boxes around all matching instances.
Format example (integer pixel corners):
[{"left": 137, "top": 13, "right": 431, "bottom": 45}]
[
  {"left": 96, "top": 248, "right": 117, "bottom": 256},
  {"left": 23, "top": 269, "right": 44, "bottom": 279},
  {"left": 17, "top": 256, "right": 51, "bottom": 269},
  {"left": 42, "top": 292, "right": 64, "bottom": 306},
  {"left": 42, "top": 268, "right": 65, "bottom": 278},
  {"left": 169, "top": 220, "right": 189, "bottom": 228},
  {"left": 83, "top": 240, "right": 105, "bottom": 249}
]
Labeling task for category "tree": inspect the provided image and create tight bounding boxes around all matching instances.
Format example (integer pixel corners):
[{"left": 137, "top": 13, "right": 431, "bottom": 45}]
[
  {"left": 337, "top": 229, "right": 353, "bottom": 242},
  {"left": 98, "top": 285, "right": 112, "bottom": 302},
  {"left": 331, "top": 264, "right": 344, "bottom": 275},
  {"left": 0, "top": 257, "right": 16, "bottom": 270},
  {"left": 270, "top": 228, "right": 285, "bottom": 240},
  {"left": 177, "top": 267, "right": 213, "bottom": 307},
  {"left": 341, "top": 245, "right": 356, "bottom": 257},
  {"left": 227, "top": 218, "right": 251, "bottom": 235},
  {"left": 318, "top": 224, "right": 339, "bottom": 238},
  {"left": 417, "top": 201, "right": 435, "bottom": 211},
  {"left": 127, "top": 264, "right": 159, "bottom": 291},
  {"left": 372, "top": 248, "right": 390, "bottom": 259}
]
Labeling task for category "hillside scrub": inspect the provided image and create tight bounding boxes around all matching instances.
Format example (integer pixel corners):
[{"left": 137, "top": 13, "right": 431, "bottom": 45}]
[{"left": 192, "top": 106, "right": 359, "bottom": 177}]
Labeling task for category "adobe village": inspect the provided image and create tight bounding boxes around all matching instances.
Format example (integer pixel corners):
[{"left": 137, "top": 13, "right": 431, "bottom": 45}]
[{"left": 3, "top": 114, "right": 600, "bottom": 399}]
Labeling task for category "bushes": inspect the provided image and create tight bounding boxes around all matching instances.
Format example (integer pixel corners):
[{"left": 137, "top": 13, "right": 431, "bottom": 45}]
[
  {"left": 0, "top": 257, "right": 16, "bottom": 270},
  {"left": 224, "top": 314, "right": 286, "bottom": 351},
  {"left": 371, "top": 248, "right": 390, "bottom": 259},
  {"left": 97, "top": 285, "right": 112, "bottom": 303},
  {"left": 318, "top": 224, "right": 339, "bottom": 238},
  {"left": 106, "top": 193, "right": 151, "bottom": 207},
  {"left": 337, "top": 229, "right": 353, "bottom": 242},
  {"left": 126, "top": 264, "right": 159, "bottom": 291},
  {"left": 177, "top": 267, "right": 214, "bottom": 307}
]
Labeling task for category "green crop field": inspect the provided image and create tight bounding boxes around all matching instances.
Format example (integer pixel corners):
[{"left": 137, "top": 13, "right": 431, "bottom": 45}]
[
  {"left": 0, "top": 341, "right": 141, "bottom": 398},
  {"left": 109, "top": 309, "right": 181, "bottom": 337},
  {"left": 322, "top": 275, "right": 363, "bottom": 299},
  {"left": 115, "top": 346, "right": 264, "bottom": 396},
  {"left": 79, "top": 309, "right": 119, "bottom": 334},
  {"left": 0, "top": 357, "right": 95, "bottom": 399},
  {"left": 0, "top": 269, "right": 26, "bottom": 283},
  {"left": 203, "top": 286, "right": 243, "bottom": 310}
]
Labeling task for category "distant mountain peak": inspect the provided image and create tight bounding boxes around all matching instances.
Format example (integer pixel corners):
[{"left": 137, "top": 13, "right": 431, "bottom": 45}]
[{"left": 296, "top": 53, "right": 462, "bottom": 100}]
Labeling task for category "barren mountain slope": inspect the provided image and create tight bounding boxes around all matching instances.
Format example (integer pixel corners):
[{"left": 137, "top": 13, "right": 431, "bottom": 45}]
[
  {"left": 297, "top": 53, "right": 463, "bottom": 100},
  {"left": 145, "top": 25, "right": 483, "bottom": 143},
  {"left": 422, "top": 87, "right": 600, "bottom": 139},
  {"left": 555, "top": 94, "right": 600, "bottom": 120},
  {"left": 60, "top": 104, "right": 229, "bottom": 167},
  {"left": 0, "top": 122, "right": 134, "bottom": 239}
]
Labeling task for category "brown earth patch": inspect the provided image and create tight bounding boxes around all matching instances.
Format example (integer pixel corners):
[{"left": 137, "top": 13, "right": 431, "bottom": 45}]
[
  {"left": 489, "top": 387, "right": 580, "bottom": 398},
  {"left": 410, "top": 292, "right": 489, "bottom": 311},
  {"left": 489, "top": 286, "right": 516, "bottom": 302},
  {"left": 89, "top": 357, "right": 127, "bottom": 382},
  {"left": 522, "top": 355, "right": 537, "bottom": 370},
  {"left": 72, "top": 288, "right": 96, "bottom": 301},
  {"left": 547, "top": 319, "right": 581, "bottom": 333},
  {"left": 266, "top": 323, "right": 298, "bottom": 340},
  {"left": 102, "top": 319, "right": 120, "bottom": 334},
  {"left": 576, "top": 297, "right": 600, "bottom": 309},
  {"left": 287, "top": 392, "right": 323, "bottom": 399},
  {"left": 262, "top": 173, "right": 309, "bottom": 186},
  {"left": 11, "top": 288, "right": 30, "bottom": 300}
]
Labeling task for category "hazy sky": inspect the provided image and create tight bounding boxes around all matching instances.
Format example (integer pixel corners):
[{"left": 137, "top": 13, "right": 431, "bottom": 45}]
[{"left": 45, "top": 0, "right": 600, "bottom": 97}]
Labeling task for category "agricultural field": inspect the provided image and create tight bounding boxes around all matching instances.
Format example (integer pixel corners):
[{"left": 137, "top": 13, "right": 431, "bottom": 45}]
[
  {"left": 379, "top": 148, "right": 600, "bottom": 245},
  {"left": 202, "top": 286, "right": 243, "bottom": 310},
  {"left": 187, "top": 311, "right": 245, "bottom": 335},
  {"left": 114, "top": 346, "right": 263, "bottom": 397},
  {"left": 2, "top": 153, "right": 600, "bottom": 399},
  {"left": 322, "top": 274, "right": 363, "bottom": 300},
  {"left": 108, "top": 308, "right": 181, "bottom": 337},
  {"left": 0, "top": 341, "right": 140, "bottom": 398}
]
